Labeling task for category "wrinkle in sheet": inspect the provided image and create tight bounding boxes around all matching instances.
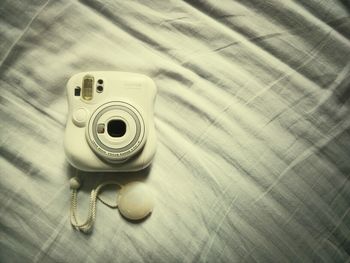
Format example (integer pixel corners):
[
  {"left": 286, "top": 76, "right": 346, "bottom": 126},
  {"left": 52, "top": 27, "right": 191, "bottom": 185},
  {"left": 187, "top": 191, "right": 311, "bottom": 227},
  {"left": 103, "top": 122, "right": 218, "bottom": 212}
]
[
  {"left": 0, "top": 0, "right": 350, "bottom": 262},
  {"left": 0, "top": 0, "right": 50, "bottom": 69}
]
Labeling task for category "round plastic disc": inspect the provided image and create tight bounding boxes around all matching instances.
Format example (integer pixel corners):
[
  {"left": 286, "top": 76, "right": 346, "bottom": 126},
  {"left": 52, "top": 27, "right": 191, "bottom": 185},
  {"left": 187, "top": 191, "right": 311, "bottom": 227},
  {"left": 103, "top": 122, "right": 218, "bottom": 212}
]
[{"left": 117, "top": 182, "right": 154, "bottom": 220}]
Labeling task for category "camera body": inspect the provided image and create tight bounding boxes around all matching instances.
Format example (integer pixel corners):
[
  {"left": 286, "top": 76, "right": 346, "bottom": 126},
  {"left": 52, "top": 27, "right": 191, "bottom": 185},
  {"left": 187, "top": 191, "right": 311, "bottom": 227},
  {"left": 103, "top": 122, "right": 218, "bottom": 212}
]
[{"left": 64, "top": 71, "right": 157, "bottom": 172}]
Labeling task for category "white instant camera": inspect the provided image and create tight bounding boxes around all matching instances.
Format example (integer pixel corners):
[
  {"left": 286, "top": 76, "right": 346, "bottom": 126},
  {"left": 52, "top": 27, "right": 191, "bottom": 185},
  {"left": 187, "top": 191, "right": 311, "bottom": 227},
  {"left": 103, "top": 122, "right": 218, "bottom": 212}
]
[{"left": 64, "top": 71, "right": 157, "bottom": 172}]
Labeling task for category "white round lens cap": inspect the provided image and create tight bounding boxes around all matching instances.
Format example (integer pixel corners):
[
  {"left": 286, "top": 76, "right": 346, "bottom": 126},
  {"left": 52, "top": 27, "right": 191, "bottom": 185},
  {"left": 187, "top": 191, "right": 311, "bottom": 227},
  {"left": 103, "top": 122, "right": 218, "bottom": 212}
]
[{"left": 117, "top": 182, "right": 154, "bottom": 220}]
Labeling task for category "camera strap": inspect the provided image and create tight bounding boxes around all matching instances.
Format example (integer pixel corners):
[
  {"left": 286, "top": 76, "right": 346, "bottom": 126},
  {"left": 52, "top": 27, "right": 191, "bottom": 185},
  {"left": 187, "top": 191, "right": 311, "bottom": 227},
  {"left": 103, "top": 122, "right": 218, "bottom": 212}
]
[{"left": 69, "top": 176, "right": 121, "bottom": 233}]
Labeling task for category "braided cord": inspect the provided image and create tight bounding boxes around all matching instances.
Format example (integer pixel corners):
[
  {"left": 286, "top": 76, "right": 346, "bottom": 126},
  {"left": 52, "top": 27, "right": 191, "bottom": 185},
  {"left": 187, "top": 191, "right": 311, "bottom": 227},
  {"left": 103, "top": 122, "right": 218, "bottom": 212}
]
[{"left": 70, "top": 178, "right": 121, "bottom": 233}]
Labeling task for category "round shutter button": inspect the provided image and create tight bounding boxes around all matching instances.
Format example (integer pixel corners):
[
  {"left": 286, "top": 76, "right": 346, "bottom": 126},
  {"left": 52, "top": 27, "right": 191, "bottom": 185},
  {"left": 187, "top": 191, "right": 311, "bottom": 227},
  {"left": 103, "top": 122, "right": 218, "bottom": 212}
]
[{"left": 72, "top": 108, "right": 88, "bottom": 127}]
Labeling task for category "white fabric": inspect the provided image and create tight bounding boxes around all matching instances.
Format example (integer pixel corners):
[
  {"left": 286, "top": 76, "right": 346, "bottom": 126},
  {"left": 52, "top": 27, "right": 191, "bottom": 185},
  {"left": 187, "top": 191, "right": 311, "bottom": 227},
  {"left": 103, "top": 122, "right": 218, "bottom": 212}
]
[{"left": 1, "top": 0, "right": 350, "bottom": 262}]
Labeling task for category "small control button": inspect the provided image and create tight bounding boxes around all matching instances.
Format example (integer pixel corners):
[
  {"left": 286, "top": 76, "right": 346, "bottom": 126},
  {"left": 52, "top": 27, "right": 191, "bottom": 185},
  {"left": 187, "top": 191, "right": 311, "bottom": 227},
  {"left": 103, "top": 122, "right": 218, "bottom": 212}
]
[{"left": 73, "top": 108, "right": 88, "bottom": 127}]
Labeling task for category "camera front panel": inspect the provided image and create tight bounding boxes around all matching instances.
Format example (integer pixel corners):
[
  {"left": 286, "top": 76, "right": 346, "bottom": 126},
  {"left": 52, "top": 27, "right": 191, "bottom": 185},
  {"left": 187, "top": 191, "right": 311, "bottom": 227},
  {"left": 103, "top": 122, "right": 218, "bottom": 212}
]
[{"left": 64, "top": 71, "right": 157, "bottom": 172}]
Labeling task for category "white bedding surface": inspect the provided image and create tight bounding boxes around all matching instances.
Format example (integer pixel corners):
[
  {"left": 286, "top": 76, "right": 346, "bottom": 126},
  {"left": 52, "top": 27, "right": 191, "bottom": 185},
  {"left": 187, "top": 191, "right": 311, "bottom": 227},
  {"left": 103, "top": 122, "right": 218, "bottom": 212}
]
[{"left": 1, "top": 0, "right": 350, "bottom": 262}]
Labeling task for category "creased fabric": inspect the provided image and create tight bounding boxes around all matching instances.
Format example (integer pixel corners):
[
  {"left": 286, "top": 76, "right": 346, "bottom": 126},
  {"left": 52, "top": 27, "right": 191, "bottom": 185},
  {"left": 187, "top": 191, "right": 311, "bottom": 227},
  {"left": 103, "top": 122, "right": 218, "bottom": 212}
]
[{"left": 0, "top": 0, "right": 350, "bottom": 262}]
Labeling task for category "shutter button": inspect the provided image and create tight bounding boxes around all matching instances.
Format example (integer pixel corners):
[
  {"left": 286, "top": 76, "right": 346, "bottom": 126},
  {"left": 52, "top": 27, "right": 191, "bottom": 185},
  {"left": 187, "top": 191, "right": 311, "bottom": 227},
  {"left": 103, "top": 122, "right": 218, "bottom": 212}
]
[{"left": 73, "top": 108, "right": 88, "bottom": 127}]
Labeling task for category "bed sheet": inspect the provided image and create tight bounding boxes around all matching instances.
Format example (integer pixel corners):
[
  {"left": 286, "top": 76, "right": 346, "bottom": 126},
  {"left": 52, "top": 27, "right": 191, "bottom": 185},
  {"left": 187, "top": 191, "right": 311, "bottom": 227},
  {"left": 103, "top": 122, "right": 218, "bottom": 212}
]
[{"left": 1, "top": 0, "right": 350, "bottom": 262}]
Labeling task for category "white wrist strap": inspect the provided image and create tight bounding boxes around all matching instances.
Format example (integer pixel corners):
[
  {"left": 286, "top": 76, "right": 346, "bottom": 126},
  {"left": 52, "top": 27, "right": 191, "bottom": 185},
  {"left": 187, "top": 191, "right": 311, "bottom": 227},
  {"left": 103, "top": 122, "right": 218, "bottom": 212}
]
[{"left": 69, "top": 177, "right": 121, "bottom": 233}]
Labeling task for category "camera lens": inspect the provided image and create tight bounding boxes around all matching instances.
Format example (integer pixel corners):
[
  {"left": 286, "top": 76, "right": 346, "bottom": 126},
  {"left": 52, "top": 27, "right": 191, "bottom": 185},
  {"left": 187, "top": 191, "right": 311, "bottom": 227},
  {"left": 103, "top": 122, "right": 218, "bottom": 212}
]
[
  {"left": 96, "top": 85, "right": 103, "bottom": 92},
  {"left": 107, "top": 119, "right": 126, "bottom": 137},
  {"left": 87, "top": 101, "right": 146, "bottom": 161}
]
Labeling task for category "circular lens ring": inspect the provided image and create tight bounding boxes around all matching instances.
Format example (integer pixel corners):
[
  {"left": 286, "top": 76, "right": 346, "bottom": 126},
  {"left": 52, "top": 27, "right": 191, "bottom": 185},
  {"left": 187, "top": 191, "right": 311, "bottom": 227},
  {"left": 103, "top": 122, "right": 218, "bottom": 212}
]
[
  {"left": 92, "top": 105, "right": 142, "bottom": 152},
  {"left": 86, "top": 101, "right": 145, "bottom": 161}
]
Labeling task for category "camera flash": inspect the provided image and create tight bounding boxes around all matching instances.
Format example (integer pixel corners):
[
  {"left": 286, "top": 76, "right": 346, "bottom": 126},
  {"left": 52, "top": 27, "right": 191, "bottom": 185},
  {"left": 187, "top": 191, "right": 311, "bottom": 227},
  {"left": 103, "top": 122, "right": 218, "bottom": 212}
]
[{"left": 82, "top": 75, "right": 94, "bottom": 100}]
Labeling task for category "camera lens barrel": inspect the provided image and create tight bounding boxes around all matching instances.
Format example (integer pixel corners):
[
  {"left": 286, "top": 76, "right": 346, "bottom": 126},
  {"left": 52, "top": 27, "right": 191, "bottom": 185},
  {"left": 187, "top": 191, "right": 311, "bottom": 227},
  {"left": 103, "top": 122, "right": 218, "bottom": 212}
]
[{"left": 86, "top": 101, "right": 146, "bottom": 162}]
